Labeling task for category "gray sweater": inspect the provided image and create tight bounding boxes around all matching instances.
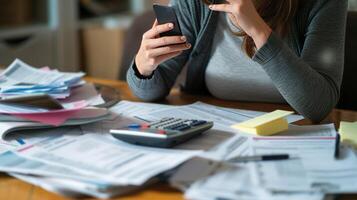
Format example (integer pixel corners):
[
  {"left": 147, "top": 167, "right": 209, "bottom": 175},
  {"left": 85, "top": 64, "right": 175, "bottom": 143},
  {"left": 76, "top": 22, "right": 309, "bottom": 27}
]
[
  {"left": 205, "top": 13, "right": 286, "bottom": 103},
  {"left": 127, "top": 0, "right": 348, "bottom": 122}
]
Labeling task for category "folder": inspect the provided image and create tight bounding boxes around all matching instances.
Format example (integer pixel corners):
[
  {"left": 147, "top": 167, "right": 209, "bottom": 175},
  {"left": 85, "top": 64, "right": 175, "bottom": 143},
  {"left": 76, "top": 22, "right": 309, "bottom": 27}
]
[
  {"left": 0, "top": 93, "right": 63, "bottom": 110},
  {"left": 339, "top": 121, "right": 357, "bottom": 148},
  {"left": 231, "top": 110, "right": 294, "bottom": 136}
]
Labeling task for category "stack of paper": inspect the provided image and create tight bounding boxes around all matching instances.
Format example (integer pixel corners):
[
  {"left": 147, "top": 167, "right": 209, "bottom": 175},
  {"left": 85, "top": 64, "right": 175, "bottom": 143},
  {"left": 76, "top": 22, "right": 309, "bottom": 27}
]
[
  {"left": 0, "top": 107, "right": 111, "bottom": 141},
  {"left": 0, "top": 59, "right": 85, "bottom": 99},
  {"left": 0, "top": 105, "right": 200, "bottom": 198},
  {"left": 0, "top": 59, "right": 109, "bottom": 127},
  {"left": 173, "top": 124, "right": 357, "bottom": 200},
  {"left": 0, "top": 90, "right": 108, "bottom": 128},
  {"left": 137, "top": 102, "right": 357, "bottom": 199},
  {"left": 2, "top": 100, "right": 356, "bottom": 199},
  {"left": 0, "top": 100, "right": 89, "bottom": 125},
  {"left": 184, "top": 166, "right": 326, "bottom": 200},
  {"left": 0, "top": 100, "right": 270, "bottom": 198}
]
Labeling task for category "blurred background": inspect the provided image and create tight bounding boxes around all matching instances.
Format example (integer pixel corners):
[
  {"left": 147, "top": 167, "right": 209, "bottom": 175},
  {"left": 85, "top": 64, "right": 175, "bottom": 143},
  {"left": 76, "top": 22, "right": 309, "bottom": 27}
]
[
  {"left": 0, "top": 0, "right": 169, "bottom": 80},
  {"left": 0, "top": 0, "right": 355, "bottom": 80}
]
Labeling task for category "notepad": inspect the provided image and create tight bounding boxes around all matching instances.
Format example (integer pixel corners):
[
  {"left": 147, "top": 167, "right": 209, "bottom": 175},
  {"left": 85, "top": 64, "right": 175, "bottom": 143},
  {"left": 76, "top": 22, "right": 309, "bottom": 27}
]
[
  {"left": 339, "top": 121, "right": 357, "bottom": 148},
  {"left": 231, "top": 110, "right": 294, "bottom": 136}
]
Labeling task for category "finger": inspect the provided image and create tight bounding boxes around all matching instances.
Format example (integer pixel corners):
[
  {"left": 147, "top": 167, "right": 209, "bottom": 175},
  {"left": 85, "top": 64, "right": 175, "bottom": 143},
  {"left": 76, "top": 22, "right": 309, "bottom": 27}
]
[
  {"left": 156, "top": 51, "right": 183, "bottom": 65},
  {"left": 150, "top": 20, "right": 160, "bottom": 39},
  {"left": 147, "top": 36, "right": 187, "bottom": 49},
  {"left": 209, "top": 4, "right": 233, "bottom": 13},
  {"left": 147, "top": 43, "right": 191, "bottom": 57},
  {"left": 143, "top": 23, "right": 174, "bottom": 39},
  {"left": 152, "top": 19, "right": 159, "bottom": 28}
]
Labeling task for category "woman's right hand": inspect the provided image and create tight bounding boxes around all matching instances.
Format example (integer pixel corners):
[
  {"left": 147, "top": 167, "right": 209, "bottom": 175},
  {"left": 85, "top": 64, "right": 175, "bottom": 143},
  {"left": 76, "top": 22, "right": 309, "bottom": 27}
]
[{"left": 135, "top": 20, "right": 192, "bottom": 76}]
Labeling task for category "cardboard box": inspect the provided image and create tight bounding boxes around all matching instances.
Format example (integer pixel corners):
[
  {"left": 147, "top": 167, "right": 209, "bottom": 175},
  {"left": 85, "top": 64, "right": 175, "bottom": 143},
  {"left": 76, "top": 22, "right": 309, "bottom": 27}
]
[
  {"left": 0, "top": 0, "right": 32, "bottom": 27},
  {"left": 81, "top": 26, "right": 126, "bottom": 80}
]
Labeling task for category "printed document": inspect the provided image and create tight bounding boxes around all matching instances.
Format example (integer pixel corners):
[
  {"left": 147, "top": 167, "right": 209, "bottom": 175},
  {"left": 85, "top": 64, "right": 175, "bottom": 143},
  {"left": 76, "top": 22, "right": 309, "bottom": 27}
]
[
  {"left": 185, "top": 166, "right": 325, "bottom": 200},
  {"left": 10, "top": 173, "right": 139, "bottom": 199},
  {"left": 0, "top": 59, "right": 84, "bottom": 87},
  {"left": 14, "top": 133, "right": 199, "bottom": 185}
]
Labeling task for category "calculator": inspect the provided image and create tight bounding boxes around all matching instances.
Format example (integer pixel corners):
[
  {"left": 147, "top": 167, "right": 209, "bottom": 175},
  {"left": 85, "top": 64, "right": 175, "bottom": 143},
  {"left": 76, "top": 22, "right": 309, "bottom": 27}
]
[{"left": 110, "top": 118, "right": 214, "bottom": 148}]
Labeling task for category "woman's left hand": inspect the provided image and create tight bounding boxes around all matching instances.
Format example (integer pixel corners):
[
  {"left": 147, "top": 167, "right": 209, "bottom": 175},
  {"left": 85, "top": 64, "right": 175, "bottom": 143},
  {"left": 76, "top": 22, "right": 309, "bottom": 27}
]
[{"left": 209, "top": 0, "right": 272, "bottom": 49}]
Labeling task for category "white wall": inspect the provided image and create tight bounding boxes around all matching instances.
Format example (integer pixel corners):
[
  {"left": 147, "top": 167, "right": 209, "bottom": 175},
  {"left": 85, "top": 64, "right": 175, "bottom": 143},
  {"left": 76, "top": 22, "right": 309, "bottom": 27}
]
[{"left": 350, "top": 0, "right": 357, "bottom": 10}]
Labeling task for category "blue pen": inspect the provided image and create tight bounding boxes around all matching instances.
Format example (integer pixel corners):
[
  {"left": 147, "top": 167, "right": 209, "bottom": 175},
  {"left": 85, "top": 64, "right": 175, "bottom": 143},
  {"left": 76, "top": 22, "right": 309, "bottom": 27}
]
[
  {"left": 16, "top": 139, "right": 26, "bottom": 145},
  {"left": 128, "top": 124, "right": 142, "bottom": 129}
]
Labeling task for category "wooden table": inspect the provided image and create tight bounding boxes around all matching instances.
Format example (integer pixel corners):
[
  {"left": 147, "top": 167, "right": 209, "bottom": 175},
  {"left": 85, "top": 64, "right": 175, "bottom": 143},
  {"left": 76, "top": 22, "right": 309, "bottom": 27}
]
[{"left": 1, "top": 78, "right": 357, "bottom": 200}]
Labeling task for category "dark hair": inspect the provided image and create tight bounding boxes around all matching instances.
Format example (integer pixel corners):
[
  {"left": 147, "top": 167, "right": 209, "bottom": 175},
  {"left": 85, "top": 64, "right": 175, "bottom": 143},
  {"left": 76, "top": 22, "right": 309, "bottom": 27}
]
[{"left": 203, "top": 0, "right": 299, "bottom": 57}]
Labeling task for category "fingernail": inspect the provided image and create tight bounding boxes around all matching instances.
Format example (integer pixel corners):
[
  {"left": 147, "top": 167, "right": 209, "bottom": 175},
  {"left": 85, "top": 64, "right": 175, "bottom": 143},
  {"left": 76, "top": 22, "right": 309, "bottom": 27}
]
[
  {"left": 181, "top": 36, "right": 186, "bottom": 41},
  {"left": 186, "top": 43, "right": 191, "bottom": 48},
  {"left": 168, "top": 23, "right": 174, "bottom": 28},
  {"left": 209, "top": 5, "right": 213, "bottom": 9}
]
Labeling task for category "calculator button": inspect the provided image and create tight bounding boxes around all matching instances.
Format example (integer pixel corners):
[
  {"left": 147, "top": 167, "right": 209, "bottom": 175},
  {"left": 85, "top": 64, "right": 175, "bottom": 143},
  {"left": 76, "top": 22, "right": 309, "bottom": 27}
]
[
  {"left": 149, "top": 118, "right": 172, "bottom": 127},
  {"left": 164, "top": 125, "right": 177, "bottom": 130},
  {"left": 163, "top": 125, "right": 177, "bottom": 130},
  {"left": 175, "top": 125, "right": 191, "bottom": 131},
  {"left": 191, "top": 121, "right": 207, "bottom": 126},
  {"left": 171, "top": 125, "right": 182, "bottom": 130},
  {"left": 158, "top": 130, "right": 166, "bottom": 134}
]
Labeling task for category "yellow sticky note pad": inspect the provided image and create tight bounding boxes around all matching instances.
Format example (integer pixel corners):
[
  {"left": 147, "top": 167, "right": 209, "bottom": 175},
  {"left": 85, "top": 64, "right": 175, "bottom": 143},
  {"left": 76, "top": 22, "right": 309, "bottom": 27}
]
[
  {"left": 231, "top": 110, "right": 294, "bottom": 136},
  {"left": 339, "top": 121, "right": 357, "bottom": 148}
]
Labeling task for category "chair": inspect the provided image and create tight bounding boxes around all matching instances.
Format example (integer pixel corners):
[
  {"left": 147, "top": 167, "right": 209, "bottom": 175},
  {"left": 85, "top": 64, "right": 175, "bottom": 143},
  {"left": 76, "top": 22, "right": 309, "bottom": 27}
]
[
  {"left": 337, "top": 11, "right": 357, "bottom": 111},
  {"left": 118, "top": 11, "right": 155, "bottom": 80}
]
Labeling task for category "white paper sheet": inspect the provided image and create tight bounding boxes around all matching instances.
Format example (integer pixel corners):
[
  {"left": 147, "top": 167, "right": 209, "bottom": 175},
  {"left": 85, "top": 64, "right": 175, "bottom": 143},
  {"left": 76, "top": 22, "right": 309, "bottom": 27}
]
[
  {"left": 0, "top": 140, "right": 18, "bottom": 154},
  {"left": 255, "top": 147, "right": 357, "bottom": 193},
  {"left": 10, "top": 173, "right": 138, "bottom": 199},
  {"left": 246, "top": 124, "right": 357, "bottom": 193},
  {"left": 0, "top": 59, "right": 84, "bottom": 99},
  {"left": 0, "top": 59, "right": 62, "bottom": 86},
  {"left": 59, "top": 83, "right": 105, "bottom": 106},
  {"left": 0, "top": 59, "right": 84, "bottom": 87},
  {"left": 185, "top": 166, "right": 325, "bottom": 200},
  {"left": 14, "top": 133, "right": 199, "bottom": 186},
  {"left": 110, "top": 100, "right": 173, "bottom": 120},
  {"left": 251, "top": 124, "right": 337, "bottom": 159},
  {"left": 0, "top": 128, "right": 113, "bottom": 185}
]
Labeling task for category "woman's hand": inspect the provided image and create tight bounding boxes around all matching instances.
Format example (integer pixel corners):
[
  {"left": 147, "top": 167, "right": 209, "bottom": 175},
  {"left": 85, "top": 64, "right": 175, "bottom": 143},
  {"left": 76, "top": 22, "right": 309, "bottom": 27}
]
[
  {"left": 209, "top": 0, "right": 272, "bottom": 49},
  {"left": 135, "top": 20, "right": 191, "bottom": 76}
]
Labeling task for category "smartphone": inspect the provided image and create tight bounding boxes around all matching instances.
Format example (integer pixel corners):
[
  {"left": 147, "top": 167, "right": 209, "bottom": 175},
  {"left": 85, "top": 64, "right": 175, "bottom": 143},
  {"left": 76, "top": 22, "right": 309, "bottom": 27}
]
[{"left": 153, "top": 4, "right": 183, "bottom": 37}]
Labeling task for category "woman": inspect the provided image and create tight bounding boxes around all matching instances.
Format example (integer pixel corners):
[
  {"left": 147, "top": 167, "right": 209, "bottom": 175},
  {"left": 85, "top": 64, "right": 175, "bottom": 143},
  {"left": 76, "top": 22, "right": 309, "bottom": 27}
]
[{"left": 127, "top": 0, "right": 348, "bottom": 122}]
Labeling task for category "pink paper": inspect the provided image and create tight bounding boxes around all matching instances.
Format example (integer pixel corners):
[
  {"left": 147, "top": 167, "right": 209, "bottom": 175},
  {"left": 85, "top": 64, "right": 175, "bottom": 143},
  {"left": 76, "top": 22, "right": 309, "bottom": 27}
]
[
  {"left": 69, "top": 108, "right": 108, "bottom": 119},
  {"left": 40, "top": 66, "right": 51, "bottom": 71},
  {"left": 10, "top": 101, "right": 88, "bottom": 126}
]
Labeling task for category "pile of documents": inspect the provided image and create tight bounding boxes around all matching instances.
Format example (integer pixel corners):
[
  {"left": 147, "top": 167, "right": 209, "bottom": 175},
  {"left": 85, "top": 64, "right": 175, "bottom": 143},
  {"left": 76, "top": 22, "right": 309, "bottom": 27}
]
[
  {"left": 114, "top": 101, "right": 357, "bottom": 200},
  {"left": 0, "top": 101, "right": 210, "bottom": 198},
  {"left": 0, "top": 59, "right": 85, "bottom": 99},
  {"left": 0, "top": 100, "right": 261, "bottom": 198},
  {"left": 167, "top": 116, "right": 357, "bottom": 199},
  {"left": 1, "top": 77, "right": 357, "bottom": 199},
  {"left": 0, "top": 59, "right": 110, "bottom": 129}
]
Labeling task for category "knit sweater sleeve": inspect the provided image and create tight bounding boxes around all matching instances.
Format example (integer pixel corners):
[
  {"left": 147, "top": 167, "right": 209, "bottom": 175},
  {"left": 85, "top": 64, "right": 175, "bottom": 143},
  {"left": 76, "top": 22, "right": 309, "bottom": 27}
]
[
  {"left": 253, "top": 0, "right": 348, "bottom": 122},
  {"left": 127, "top": 0, "right": 198, "bottom": 101}
]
